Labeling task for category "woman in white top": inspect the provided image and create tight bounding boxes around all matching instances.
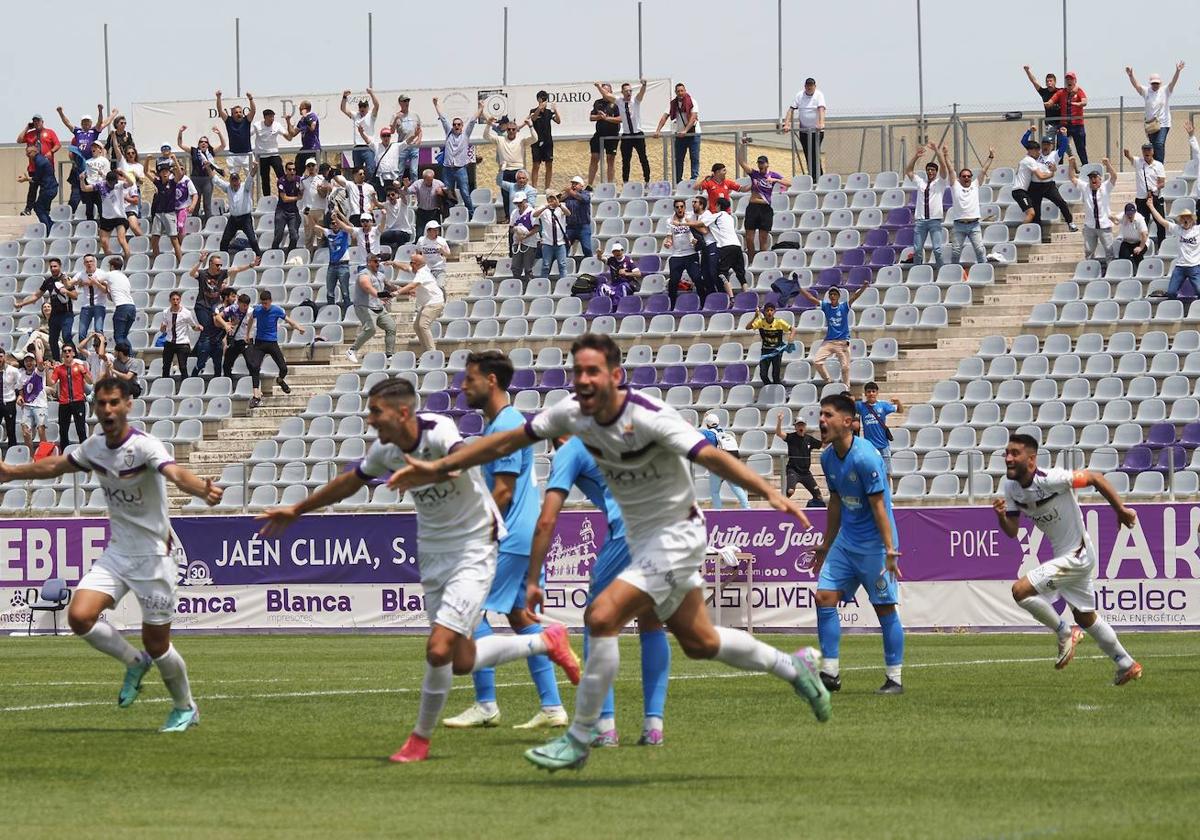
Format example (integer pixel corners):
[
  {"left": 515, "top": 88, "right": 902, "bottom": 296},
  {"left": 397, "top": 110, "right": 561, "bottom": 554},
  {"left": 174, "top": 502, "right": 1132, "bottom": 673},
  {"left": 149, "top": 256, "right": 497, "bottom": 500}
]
[
  {"left": 1126, "top": 61, "right": 1185, "bottom": 164},
  {"left": 939, "top": 144, "right": 994, "bottom": 266},
  {"left": 118, "top": 147, "right": 146, "bottom": 237}
]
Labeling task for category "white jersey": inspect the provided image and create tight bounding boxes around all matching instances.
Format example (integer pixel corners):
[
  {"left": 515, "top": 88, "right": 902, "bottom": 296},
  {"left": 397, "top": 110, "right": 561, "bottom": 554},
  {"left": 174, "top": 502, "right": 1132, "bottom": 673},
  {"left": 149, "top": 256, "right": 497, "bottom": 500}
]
[
  {"left": 668, "top": 217, "right": 696, "bottom": 256},
  {"left": 1002, "top": 468, "right": 1089, "bottom": 558},
  {"left": 68, "top": 428, "right": 175, "bottom": 557},
  {"left": 355, "top": 413, "right": 505, "bottom": 554},
  {"left": 415, "top": 235, "right": 449, "bottom": 275},
  {"left": 528, "top": 389, "right": 710, "bottom": 544}
]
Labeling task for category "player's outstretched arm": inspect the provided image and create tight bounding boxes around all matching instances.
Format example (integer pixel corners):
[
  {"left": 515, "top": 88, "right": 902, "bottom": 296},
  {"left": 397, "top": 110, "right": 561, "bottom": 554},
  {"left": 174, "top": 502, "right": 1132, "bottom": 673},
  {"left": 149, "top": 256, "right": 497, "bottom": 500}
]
[
  {"left": 694, "top": 445, "right": 811, "bottom": 529},
  {"left": 387, "top": 426, "right": 532, "bottom": 491},
  {"left": 1085, "top": 471, "right": 1137, "bottom": 529},
  {"left": 0, "top": 455, "right": 80, "bottom": 483},
  {"left": 992, "top": 498, "right": 1020, "bottom": 538},
  {"left": 257, "top": 470, "right": 367, "bottom": 537},
  {"left": 526, "top": 489, "right": 568, "bottom": 617},
  {"left": 867, "top": 492, "right": 901, "bottom": 578},
  {"left": 162, "top": 463, "right": 223, "bottom": 506}
]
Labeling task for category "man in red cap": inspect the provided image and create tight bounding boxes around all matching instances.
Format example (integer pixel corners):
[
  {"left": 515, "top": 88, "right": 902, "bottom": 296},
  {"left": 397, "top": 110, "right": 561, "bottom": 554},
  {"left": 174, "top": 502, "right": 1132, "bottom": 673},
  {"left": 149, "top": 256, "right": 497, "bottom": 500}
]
[{"left": 1049, "top": 72, "right": 1088, "bottom": 163}]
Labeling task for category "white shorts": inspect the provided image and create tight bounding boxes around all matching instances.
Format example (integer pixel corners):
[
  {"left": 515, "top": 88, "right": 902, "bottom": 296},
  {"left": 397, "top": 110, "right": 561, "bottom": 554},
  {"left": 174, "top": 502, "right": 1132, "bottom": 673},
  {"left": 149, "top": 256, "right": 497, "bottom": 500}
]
[
  {"left": 77, "top": 550, "right": 178, "bottom": 625},
  {"left": 1026, "top": 542, "right": 1097, "bottom": 611},
  {"left": 225, "top": 154, "right": 252, "bottom": 172},
  {"left": 20, "top": 404, "right": 46, "bottom": 430},
  {"left": 420, "top": 542, "right": 497, "bottom": 637},
  {"left": 619, "top": 515, "right": 707, "bottom": 620},
  {"left": 150, "top": 212, "right": 178, "bottom": 237}
]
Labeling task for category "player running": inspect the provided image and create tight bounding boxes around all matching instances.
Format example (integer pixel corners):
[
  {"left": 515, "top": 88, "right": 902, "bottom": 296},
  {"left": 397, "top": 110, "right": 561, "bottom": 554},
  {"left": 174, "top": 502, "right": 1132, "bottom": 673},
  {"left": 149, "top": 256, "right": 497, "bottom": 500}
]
[
  {"left": 257, "top": 378, "right": 581, "bottom": 764},
  {"left": 994, "top": 433, "right": 1142, "bottom": 685},
  {"left": 388, "top": 333, "right": 829, "bottom": 773},
  {"left": 443, "top": 351, "right": 568, "bottom": 731},
  {"left": 527, "top": 435, "right": 672, "bottom": 747},
  {"left": 812, "top": 393, "right": 906, "bottom": 695},
  {"left": 0, "top": 377, "right": 223, "bottom": 732}
]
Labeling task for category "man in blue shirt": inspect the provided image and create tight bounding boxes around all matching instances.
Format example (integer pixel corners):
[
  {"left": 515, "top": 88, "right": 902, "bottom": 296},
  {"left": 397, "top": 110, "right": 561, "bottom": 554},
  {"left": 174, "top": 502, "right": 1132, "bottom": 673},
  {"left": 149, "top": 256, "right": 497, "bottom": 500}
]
[
  {"left": 19, "top": 145, "right": 58, "bottom": 232},
  {"left": 442, "top": 351, "right": 567, "bottom": 731},
  {"left": 799, "top": 284, "right": 869, "bottom": 388},
  {"left": 315, "top": 217, "right": 354, "bottom": 312},
  {"left": 526, "top": 436, "right": 672, "bottom": 747},
  {"left": 855, "top": 382, "right": 902, "bottom": 472},
  {"left": 814, "top": 393, "right": 905, "bottom": 695},
  {"left": 246, "top": 289, "right": 305, "bottom": 409}
]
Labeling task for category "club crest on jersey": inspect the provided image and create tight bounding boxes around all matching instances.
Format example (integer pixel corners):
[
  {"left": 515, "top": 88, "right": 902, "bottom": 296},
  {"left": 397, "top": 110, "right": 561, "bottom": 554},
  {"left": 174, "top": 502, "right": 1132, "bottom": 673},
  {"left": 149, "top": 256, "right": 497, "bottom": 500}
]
[
  {"left": 123, "top": 451, "right": 136, "bottom": 468},
  {"left": 875, "top": 576, "right": 889, "bottom": 592},
  {"left": 621, "top": 420, "right": 635, "bottom": 439},
  {"left": 848, "top": 473, "right": 858, "bottom": 483}
]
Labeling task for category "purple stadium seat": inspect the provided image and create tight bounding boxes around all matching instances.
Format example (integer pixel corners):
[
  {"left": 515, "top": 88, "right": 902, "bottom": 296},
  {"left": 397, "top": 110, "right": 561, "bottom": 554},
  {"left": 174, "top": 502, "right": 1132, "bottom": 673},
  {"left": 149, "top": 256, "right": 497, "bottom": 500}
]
[
  {"left": 839, "top": 248, "right": 866, "bottom": 268},
  {"left": 731, "top": 291, "right": 760, "bottom": 313},
  {"left": 424, "top": 391, "right": 451, "bottom": 412},
  {"left": 629, "top": 366, "right": 658, "bottom": 388},
  {"left": 702, "top": 293, "right": 730, "bottom": 314},
  {"left": 869, "top": 247, "right": 897, "bottom": 268},
  {"left": 585, "top": 296, "right": 613, "bottom": 317},
  {"left": 1153, "top": 445, "right": 1187, "bottom": 474},
  {"left": 691, "top": 364, "right": 718, "bottom": 386},
  {"left": 815, "top": 268, "right": 843, "bottom": 291},
  {"left": 509, "top": 369, "right": 535, "bottom": 392},
  {"left": 864, "top": 228, "right": 890, "bottom": 249},
  {"left": 1180, "top": 422, "right": 1200, "bottom": 449},
  {"left": 448, "top": 370, "right": 466, "bottom": 394},
  {"left": 719, "top": 363, "right": 750, "bottom": 385},
  {"left": 450, "top": 392, "right": 469, "bottom": 416},
  {"left": 661, "top": 365, "right": 688, "bottom": 387},
  {"left": 883, "top": 208, "right": 914, "bottom": 230},
  {"left": 637, "top": 255, "right": 661, "bottom": 274},
  {"left": 893, "top": 228, "right": 915, "bottom": 250},
  {"left": 616, "top": 295, "right": 642, "bottom": 315},
  {"left": 1143, "top": 422, "right": 1177, "bottom": 450},
  {"left": 1118, "top": 445, "right": 1153, "bottom": 474},
  {"left": 644, "top": 294, "right": 671, "bottom": 315},
  {"left": 457, "top": 413, "right": 484, "bottom": 436},
  {"left": 845, "top": 266, "right": 872, "bottom": 289},
  {"left": 674, "top": 292, "right": 701, "bottom": 314},
  {"left": 537, "top": 368, "right": 568, "bottom": 392},
  {"left": 941, "top": 186, "right": 953, "bottom": 210}
]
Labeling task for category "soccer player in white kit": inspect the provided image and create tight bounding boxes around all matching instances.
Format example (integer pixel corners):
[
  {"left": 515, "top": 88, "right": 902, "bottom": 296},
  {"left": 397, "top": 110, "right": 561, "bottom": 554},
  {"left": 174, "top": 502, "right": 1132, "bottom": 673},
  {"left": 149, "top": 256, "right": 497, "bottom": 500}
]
[
  {"left": 388, "top": 333, "right": 831, "bottom": 772},
  {"left": 257, "top": 378, "right": 581, "bottom": 763},
  {"left": 994, "top": 433, "right": 1142, "bottom": 685},
  {"left": 0, "top": 377, "right": 223, "bottom": 732}
]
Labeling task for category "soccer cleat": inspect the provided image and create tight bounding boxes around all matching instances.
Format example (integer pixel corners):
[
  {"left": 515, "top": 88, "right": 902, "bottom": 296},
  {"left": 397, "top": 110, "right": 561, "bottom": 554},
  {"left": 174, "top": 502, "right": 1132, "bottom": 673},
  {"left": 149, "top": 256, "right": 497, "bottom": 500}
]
[
  {"left": 159, "top": 705, "right": 200, "bottom": 733},
  {"left": 591, "top": 728, "right": 620, "bottom": 748},
  {"left": 118, "top": 653, "right": 153, "bottom": 708},
  {"left": 513, "top": 708, "right": 569, "bottom": 730},
  {"left": 345, "top": 349, "right": 358, "bottom": 364},
  {"left": 820, "top": 671, "right": 842, "bottom": 692},
  {"left": 524, "top": 733, "right": 590, "bottom": 772},
  {"left": 541, "top": 624, "right": 582, "bottom": 686},
  {"left": 389, "top": 733, "right": 431, "bottom": 763},
  {"left": 1056, "top": 627, "right": 1085, "bottom": 670},
  {"left": 790, "top": 647, "right": 832, "bottom": 723},
  {"left": 637, "top": 729, "right": 664, "bottom": 747},
  {"left": 876, "top": 679, "right": 905, "bottom": 695},
  {"left": 442, "top": 703, "right": 501, "bottom": 729},
  {"left": 1114, "top": 661, "right": 1143, "bottom": 686}
]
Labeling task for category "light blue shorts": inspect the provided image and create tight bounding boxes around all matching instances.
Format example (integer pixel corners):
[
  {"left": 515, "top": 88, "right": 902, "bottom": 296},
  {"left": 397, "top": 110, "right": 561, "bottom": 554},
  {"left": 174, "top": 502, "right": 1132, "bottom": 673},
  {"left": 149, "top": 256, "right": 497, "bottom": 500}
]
[{"left": 817, "top": 542, "right": 898, "bottom": 606}]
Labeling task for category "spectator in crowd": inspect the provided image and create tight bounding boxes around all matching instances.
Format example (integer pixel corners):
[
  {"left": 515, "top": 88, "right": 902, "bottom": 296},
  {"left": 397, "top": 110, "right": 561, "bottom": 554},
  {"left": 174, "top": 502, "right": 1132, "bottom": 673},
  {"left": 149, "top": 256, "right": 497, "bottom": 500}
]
[
  {"left": 15, "top": 348, "right": 51, "bottom": 452},
  {"left": 562, "top": 176, "right": 593, "bottom": 258},
  {"left": 300, "top": 159, "right": 328, "bottom": 247},
  {"left": 940, "top": 143, "right": 995, "bottom": 265},
  {"left": 380, "top": 184, "right": 414, "bottom": 255},
  {"left": 55, "top": 105, "right": 112, "bottom": 216},
  {"left": 905, "top": 142, "right": 948, "bottom": 267},
  {"left": 103, "top": 256, "right": 135, "bottom": 349},
  {"left": 1125, "top": 143, "right": 1167, "bottom": 249},
  {"left": 272, "top": 160, "right": 303, "bottom": 251},
  {"left": 345, "top": 253, "right": 401, "bottom": 365},
  {"left": 73, "top": 254, "right": 110, "bottom": 342},
  {"left": 1188, "top": 121, "right": 1200, "bottom": 199},
  {"left": 509, "top": 192, "right": 539, "bottom": 281},
  {"left": 190, "top": 251, "right": 257, "bottom": 352},
  {"left": 775, "top": 416, "right": 824, "bottom": 505},
  {"left": 409, "top": 168, "right": 446, "bottom": 233},
  {"left": 666, "top": 198, "right": 701, "bottom": 306},
  {"left": 1025, "top": 126, "right": 1076, "bottom": 231},
  {"left": 76, "top": 332, "right": 113, "bottom": 389},
  {"left": 15, "top": 258, "right": 75, "bottom": 360},
  {"left": 214, "top": 293, "right": 255, "bottom": 379},
  {"left": 798, "top": 284, "right": 869, "bottom": 388},
  {"left": 176, "top": 126, "right": 224, "bottom": 224},
  {"left": 433, "top": 97, "right": 481, "bottom": 216},
  {"left": 192, "top": 287, "right": 237, "bottom": 377},
  {"left": 1127, "top": 62, "right": 1185, "bottom": 163},
  {"left": 49, "top": 342, "right": 90, "bottom": 452},
  {"left": 484, "top": 116, "right": 537, "bottom": 217},
  {"left": 214, "top": 163, "right": 262, "bottom": 257},
  {"left": 783, "top": 77, "right": 826, "bottom": 178},
  {"left": 749, "top": 303, "right": 795, "bottom": 386},
  {"left": 597, "top": 80, "right": 650, "bottom": 184},
  {"left": 367, "top": 123, "right": 419, "bottom": 196},
  {"left": 17, "top": 143, "right": 58, "bottom": 232},
  {"left": 354, "top": 215, "right": 380, "bottom": 267},
  {"left": 739, "top": 152, "right": 790, "bottom": 263},
  {"left": 146, "top": 159, "right": 183, "bottom": 261},
  {"left": 655, "top": 82, "right": 701, "bottom": 182},
  {"left": 700, "top": 414, "right": 750, "bottom": 509},
  {"left": 533, "top": 192, "right": 569, "bottom": 279},
  {"left": 1146, "top": 203, "right": 1200, "bottom": 300},
  {"left": 339, "top": 166, "right": 378, "bottom": 226},
  {"left": 696, "top": 162, "right": 743, "bottom": 213},
  {"left": 1012, "top": 138, "right": 1057, "bottom": 225},
  {"left": 18, "top": 114, "right": 60, "bottom": 217},
  {"left": 1, "top": 352, "right": 19, "bottom": 452},
  {"left": 215, "top": 90, "right": 255, "bottom": 172},
  {"left": 601, "top": 243, "right": 641, "bottom": 300},
  {"left": 1070, "top": 156, "right": 1118, "bottom": 266},
  {"left": 588, "top": 83, "right": 621, "bottom": 186},
  {"left": 528, "top": 91, "right": 560, "bottom": 190},
  {"left": 710, "top": 197, "right": 747, "bottom": 298},
  {"left": 283, "top": 100, "right": 321, "bottom": 171},
  {"left": 171, "top": 152, "right": 199, "bottom": 239},
  {"left": 326, "top": 166, "right": 351, "bottom": 223},
  {"left": 77, "top": 139, "right": 112, "bottom": 223},
  {"left": 1022, "top": 65, "right": 1061, "bottom": 129},
  {"left": 159, "top": 290, "right": 200, "bottom": 379},
  {"left": 313, "top": 214, "right": 355, "bottom": 311},
  {"left": 116, "top": 146, "right": 146, "bottom": 236},
  {"left": 510, "top": 169, "right": 537, "bottom": 210},
  {"left": 1115, "top": 202, "right": 1150, "bottom": 269},
  {"left": 103, "top": 113, "right": 135, "bottom": 166},
  {"left": 856, "top": 382, "right": 901, "bottom": 470},
  {"left": 394, "top": 253, "right": 444, "bottom": 355},
  {"left": 389, "top": 94, "right": 421, "bottom": 180},
  {"left": 246, "top": 289, "right": 304, "bottom": 408},
  {"left": 1048, "top": 72, "right": 1087, "bottom": 163},
  {"left": 341, "top": 89, "right": 381, "bottom": 173},
  {"left": 414, "top": 220, "right": 451, "bottom": 284},
  {"left": 253, "top": 109, "right": 287, "bottom": 197},
  {"left": 686, "top": 194, "right": 720, "bottom": 298},
  {"left": 80, "top": 169, "right": 137, "bottom": 260}
]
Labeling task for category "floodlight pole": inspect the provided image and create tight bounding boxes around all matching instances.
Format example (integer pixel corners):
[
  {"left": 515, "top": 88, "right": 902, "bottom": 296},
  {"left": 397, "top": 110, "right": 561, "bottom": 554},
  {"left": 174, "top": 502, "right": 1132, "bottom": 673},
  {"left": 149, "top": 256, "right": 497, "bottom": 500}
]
[
  {"left": 103, "top": 23, "right": 111, "bottom": 114},
  {"left": 235, "top": 18, "right": 241, "bottom": 97},
  {"left": 503, "top": 6, "right": 509, "bottom": 85},
  {"left": 637, "top": 2, "right": 644, "bottom": 79},
  {"left": 916, "top": 0, "right": 925, "bottom": 141}
]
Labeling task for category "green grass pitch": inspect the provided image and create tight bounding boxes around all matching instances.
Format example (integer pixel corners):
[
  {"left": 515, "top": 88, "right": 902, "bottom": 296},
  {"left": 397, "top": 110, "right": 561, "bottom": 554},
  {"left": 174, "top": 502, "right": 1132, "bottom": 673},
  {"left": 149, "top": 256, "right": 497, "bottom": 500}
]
[{"left": 1, "top": 632, "right": 1196, "bottom": 839}]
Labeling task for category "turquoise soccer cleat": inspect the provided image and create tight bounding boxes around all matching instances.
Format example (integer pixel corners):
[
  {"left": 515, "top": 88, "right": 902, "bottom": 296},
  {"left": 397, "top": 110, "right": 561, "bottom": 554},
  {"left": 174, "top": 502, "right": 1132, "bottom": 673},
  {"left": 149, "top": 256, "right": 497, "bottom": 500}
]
[
  {"left": 791, "top": 647, "right": 832, "bottom": 723},
  {"left": 118, "top": 654, "right": 153, "bottom": 709},
  {"left": 160, "top": 705, "right": 200, "bottom": 733},
  {"left": 524, "top": 733, "right": 590, "bottom": 773}
]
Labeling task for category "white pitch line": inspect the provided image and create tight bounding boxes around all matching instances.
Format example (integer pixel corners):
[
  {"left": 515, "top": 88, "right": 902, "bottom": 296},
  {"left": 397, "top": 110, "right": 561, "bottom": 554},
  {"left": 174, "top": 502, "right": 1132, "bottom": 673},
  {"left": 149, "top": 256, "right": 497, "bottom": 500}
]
[{"left": 3, "top": 652, "right": 1196, "bottom": 714}]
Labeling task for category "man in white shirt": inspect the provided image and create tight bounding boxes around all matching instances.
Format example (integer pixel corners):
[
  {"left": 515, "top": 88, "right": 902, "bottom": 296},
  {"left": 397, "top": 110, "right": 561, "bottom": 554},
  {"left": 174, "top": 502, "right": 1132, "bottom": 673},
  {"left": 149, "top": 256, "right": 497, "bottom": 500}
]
[
  {"left": 394, "top": 253, "right": 445, "bottom": 355},
  {"left": 1147, "top": 204, "right": 1200, "bottom": 300},
  {"left": 380, "top": 184, "right": 415, "bottom": 255},
  {"left": 1127, "top": 62, "right": 1185, "bottom": 163},
  {"left": 73, "top": 253, "right": 111, "bottom": 343},
  {"left": 1124, "top": 142, "right": 1167, "bottom": 248},
  {"left": 300, "top": 159, "right": 328, "bottom": 248},
  {"left": 938, "top": 144, "right": 995, "bottom": 266},
  {"left": 709, "top": 197, "right": 747, "bottom": 296},
  {"left": 252, "top": 109, "right": 287, "bottom": 197},
  {"left": 433, "top": 97, "right": 482, "bottom": 217},
  {"left": 596, "top": 80, "right": 650, "bottom": 184},
  {"left": 532, "top": 192, "right": 569, "bottom": 279},
  {"left": 1115, "top": 202, "right": 1150, "bottom": 268},
  {"left": 666, "top": 198, "right": 701, "bottom": 306},
  {"left": 390, "top": 93, "right": 422, "bottom": 180},
  {"left": 1070, "top": 156, "right": 1117, "bottom": 265},
  {"left": 341, "top": 88, "right": 381, "bottom": 174},
  {"left": 484, "top": 116, "right": 537, "bottom": 217},
  {"left": 685, "top": 194, "right": 720, "bottom": 298},
  {"left": 905, "top": 142, "right": 948, "bottom": 267},
  {"left": 340, "top": 167, "right": 379, "bottom": 226},
  {"left": 103, "top": 256, "right": 136, "bottom": 348},
  {"left": 1012, "top": 139, "right": 1056, "bottom": 225},
  {"left": 367, "top": 125, "right": 419, "bottom": 194},
  {"left": 159, "top": 290, "right": 201, "bottom": 378},
  {"left": 1, "top": 355, "right": 20, "bottom": 451},
  {"left": 783, "top": 77, "right": 827, "bottom": 178}
]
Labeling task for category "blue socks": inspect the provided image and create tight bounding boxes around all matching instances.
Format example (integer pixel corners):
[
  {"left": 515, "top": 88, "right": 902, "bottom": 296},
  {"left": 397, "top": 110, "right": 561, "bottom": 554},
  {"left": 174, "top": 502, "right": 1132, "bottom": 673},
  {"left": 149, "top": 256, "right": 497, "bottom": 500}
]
[
  {"left": 880, "top": 609, "right": 905, "bottom": 668},
  {"left": 518, "top": 623, "right": 561, "bottom": 707},
  {"left": 471, "top": 617, "right": 497, "bottom": 704},
  {"left": 816, "top": 606, "right": 841, "bottom": 660},
  {"left": 639, "top": 629, "right": 671, "bottom": 719}
]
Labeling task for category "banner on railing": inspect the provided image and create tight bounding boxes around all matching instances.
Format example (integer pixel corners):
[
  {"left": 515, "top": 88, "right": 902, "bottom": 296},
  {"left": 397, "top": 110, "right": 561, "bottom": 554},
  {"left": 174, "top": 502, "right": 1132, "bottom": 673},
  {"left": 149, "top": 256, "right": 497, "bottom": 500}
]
[
  {"left": 2, "top": 503, "right": 1197, "bottom": 633},
  {"left": 130, "top": 79, "right": 674, "bottom": 151}
]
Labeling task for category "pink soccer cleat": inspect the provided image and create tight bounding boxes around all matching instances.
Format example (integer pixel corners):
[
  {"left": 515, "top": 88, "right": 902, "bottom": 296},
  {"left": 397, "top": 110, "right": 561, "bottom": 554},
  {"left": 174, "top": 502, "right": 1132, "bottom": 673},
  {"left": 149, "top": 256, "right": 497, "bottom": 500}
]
[
  {"left": 389, "top": 733, "right": 430, "bottom": 763},
  {"left": 542, "top": 624, "right": 582, "bottom": 686}
]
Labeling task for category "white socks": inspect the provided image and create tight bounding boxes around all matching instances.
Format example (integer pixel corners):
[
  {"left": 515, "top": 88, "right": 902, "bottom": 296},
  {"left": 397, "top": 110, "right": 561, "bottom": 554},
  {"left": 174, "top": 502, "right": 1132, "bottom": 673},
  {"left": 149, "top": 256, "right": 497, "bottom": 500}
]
[
  {"left": 822, "top": 657, "right": 840, "bottom": 678},
  {"left": 643, "top": 715, "right": 663, "bottom": 734},
  {"left": 1018, "top": 597, "right": 1069, "bottom": 638},
  {"left": 153, "top": 645, "right": 194, "bottom": 711},
  {"left": 567, "top": 636, "right": 619, "bottom": 744},
  {"left": 886, "top": 665, "right": 903, "bottom": 684},
  {"left": 714, "top": 627, "right": 798, "bottom": 682},
  {"left": 415, "top": 663, "right": 453, "bottom": 738},
  {"left": 1084, "top": 618, "right": 1135, "bottom": 669},
  {"left": 472, "top": 633, "right": 547, "bottom": 671},
  {"left": 80, "top": 621, "right": 143, "bottom": 666}
]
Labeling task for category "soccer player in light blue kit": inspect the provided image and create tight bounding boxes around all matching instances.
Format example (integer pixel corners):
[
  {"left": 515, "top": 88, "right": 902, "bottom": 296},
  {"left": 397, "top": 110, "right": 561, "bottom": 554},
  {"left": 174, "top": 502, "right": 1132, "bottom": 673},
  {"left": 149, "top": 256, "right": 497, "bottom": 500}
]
[
  {"left": 442, "top": 351, "right": 567, "bottom": 730},
  {"left": 527, "top": 436, "right": 672, "bottom": 747},
  {"left": 813, "top": 392, "right": 905, "bottom": 694}
]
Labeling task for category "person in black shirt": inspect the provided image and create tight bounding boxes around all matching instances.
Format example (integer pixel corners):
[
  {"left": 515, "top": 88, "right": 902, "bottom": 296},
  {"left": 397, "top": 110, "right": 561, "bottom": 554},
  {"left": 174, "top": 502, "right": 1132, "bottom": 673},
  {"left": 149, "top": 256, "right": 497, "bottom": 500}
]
[
  {"left": 588, "top": 85, "right": 621, "bottom": 186},
  {"left": 775, "top": 416, "right": 823, "bottom": 504},
  {"left": 1023, "top": 65, "right": 1061, "bottom": 129},
  {"left": 528, "top": 91, "right": 560, "bottom": 191},
  {"left": 272, "top": 160, "right": 304, "bottom": 251},
  {"left": 15, "top": 258, "right": 77, "bottom": 361}
]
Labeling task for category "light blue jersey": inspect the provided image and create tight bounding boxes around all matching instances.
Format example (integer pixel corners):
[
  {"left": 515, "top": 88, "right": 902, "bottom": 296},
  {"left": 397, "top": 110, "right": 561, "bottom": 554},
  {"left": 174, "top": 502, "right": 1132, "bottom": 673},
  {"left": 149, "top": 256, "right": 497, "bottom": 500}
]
[
  {"left": 546, "top": 437, "right": 629, "bottom": 596},
  {"left": 855, "top": 399, "right": 897, "bottom": 452},
  {"left": 820, "top": 301, "right": 850, "bottom": 341},
  {"left": 483, "top": 405, "right": 539, "bottom": 556},
  {"left": 820, "top": 436, "right": 898, "bottom": 551}
]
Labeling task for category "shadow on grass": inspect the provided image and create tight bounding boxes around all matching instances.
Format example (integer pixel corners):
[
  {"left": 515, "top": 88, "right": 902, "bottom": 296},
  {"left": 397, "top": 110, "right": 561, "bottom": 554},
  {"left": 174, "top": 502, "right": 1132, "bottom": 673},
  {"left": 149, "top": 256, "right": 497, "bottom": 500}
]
[
  {"left": 29, "top": 727, "right": 157, "bottom": 735},
  {"left": 483, "top": 773, "right": 756, "bottom": 788}
]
